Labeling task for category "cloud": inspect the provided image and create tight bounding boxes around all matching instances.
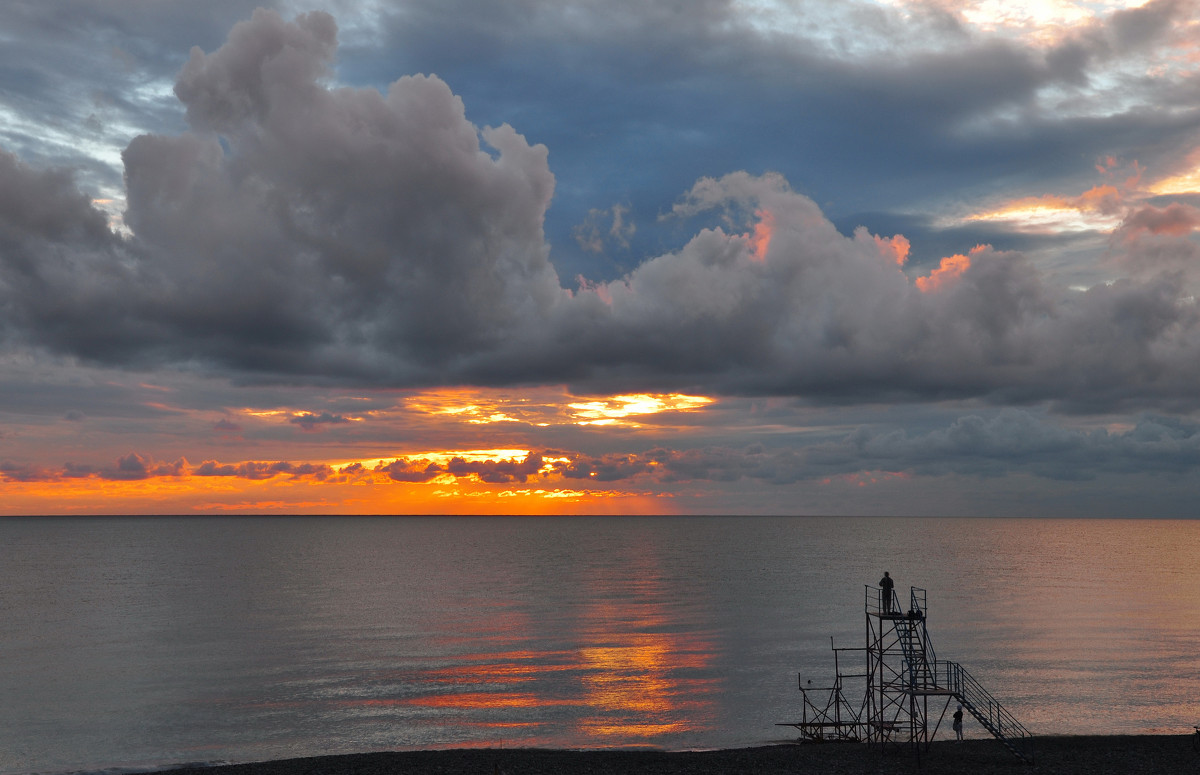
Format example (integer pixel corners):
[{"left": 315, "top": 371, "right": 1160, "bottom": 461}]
[
  {"left": 553, "top": 450, "right": 660, "bottom": 482},
  {"left": 829, "top": 409, "right": 1200, "bottom": 481},
  {"left": 107, "top": 452, "right": 188, "bottom": 480},
  {"left": 0, "top": 8, "right": 563, "bottom": 378},
  {"left": 5, "top": 8, "right": 1200, "bottom": 416},
  {"left": 46, "top": 453, "right": 187, "bottom": 481},
  {"left": 548, "top": 411, "right": 1200, "bottom": 484},
  {"left": 121, "top": 9, "right": 561, "bottom": 376},
  {"left": 381, "top": 452, "right": 546, "bottom": 484},
  {"left": 289, "top": 411, "right": 351, "bottom": 431},
  {"left": 7, "top": 407, "right": 1200, "bottom": 492},
  {"left": 548, "top": 173, "right": 1200, "bottom": 411},
  {"left": 213, "top": 418, "right": 242, "bottom": 433},
  {"left": 192, "top": 459, "right": 335, "bottom": 480},
  {"left": 1116, "top": 202, "right": 1200, "bottom": 240}
]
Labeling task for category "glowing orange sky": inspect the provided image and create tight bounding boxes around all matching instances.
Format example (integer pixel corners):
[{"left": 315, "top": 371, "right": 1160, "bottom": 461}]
[
  {"left": 0, "top": 388, "right": 718, "bottom": 515},
  {"left": 0, "top": 461, "right": 678, "bottom": 515}
]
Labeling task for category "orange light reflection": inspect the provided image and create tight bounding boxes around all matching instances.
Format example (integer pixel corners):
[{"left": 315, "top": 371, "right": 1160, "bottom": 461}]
[
  {"left": 377, "top": 544, "right": 720, "bottom": 746},
  {"left": 574, "top": 551, "right": 719, "bottom": 741},
  {"left": 400, "top": 692, "right": 550, "bottom": 709}
]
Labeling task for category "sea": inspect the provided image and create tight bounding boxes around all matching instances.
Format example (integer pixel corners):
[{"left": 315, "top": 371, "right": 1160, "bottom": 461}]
[{"left": 2, "top": 516, "right": 1198, "bottom": 774}]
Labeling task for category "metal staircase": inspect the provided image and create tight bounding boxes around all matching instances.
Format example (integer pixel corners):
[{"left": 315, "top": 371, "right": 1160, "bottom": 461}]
[
  {"left": 938, "top": 660, "right": 1035, "bottom": 763},
  {"left": 894, "top": 588, "right": 936, "bottom": 692}
]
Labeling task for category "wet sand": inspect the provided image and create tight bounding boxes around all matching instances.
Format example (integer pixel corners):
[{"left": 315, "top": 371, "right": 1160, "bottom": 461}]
[{"left": 168, "top": 735, "right": 1198, "bottom": 775}]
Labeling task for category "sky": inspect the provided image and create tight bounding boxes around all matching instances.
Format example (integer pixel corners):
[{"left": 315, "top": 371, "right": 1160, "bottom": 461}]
[{"left": 4, "top": 0, "right": 1200, "bottom": 516}]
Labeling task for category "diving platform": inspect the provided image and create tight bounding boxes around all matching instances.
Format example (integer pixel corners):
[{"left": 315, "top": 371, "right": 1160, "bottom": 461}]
[{"left": 779, "top": 584, "right": 1035, "bottom": 765}]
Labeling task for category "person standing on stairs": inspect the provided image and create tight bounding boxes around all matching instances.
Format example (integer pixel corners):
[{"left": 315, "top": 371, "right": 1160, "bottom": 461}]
[{"left": 879, "top": 571, "right": 895, "bottom": 614}]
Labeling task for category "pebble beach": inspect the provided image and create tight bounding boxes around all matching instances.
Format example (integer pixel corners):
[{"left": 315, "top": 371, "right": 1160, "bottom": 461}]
[{"left": 166, "top": 735, "right": 1198, "bottom": 775}]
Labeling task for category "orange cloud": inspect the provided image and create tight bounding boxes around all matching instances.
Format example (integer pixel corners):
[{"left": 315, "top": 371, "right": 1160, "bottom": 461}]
[
  {"left": 873, "top": 233, "right": 911, "bottom": 266},
  {"left": 965, "top": 186, "right": 1125, "bottom": 233},
  {"left": 1074, "top": 184, "right": 1122, "bottom": 215},
  {"left": 960, "top": 156, "right": 1148, "bottom": 235},
  {"left": 1148, "top": 155, "right": 1200, "bottom": 196},
  {"left": 915, "top": 246, "right": 983, "bottom": 292},
  {"left": 747, "top": 208, "right": 774, "bottom": 261},
  {"left": 567, "top": 394, "right": 713, "bottom": 426}
]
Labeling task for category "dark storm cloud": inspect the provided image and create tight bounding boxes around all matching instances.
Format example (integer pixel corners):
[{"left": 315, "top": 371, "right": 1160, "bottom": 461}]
[
  {"left": 0, "top": 9, "right": 561, "bottom": 374},
  {"left": 0, "top": 151, "right": 148, "bottom": 360},
  {"left": 0, "top": 150, "right": 110, "bottom": 243},
  {"left": 5, "top": 9, "right": 1200, "bottom": 415}
]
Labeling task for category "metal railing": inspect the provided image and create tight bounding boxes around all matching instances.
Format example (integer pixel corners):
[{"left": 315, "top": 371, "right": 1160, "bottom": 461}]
[
  {"left": 864, "top": 583, "right": 902, "bottom": 616},
  {"left": 937, "top": 660, "right": 1035, "bottom": 758}
]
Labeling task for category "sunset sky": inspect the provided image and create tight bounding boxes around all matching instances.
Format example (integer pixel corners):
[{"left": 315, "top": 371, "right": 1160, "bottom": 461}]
[{"left": 4, "top": 0, "right": 1200, "bottom": 515}]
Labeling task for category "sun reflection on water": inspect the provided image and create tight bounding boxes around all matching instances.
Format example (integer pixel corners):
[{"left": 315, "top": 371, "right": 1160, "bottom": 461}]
[{"left": 381, "top": 536, "right": 720, "bottom": 747}]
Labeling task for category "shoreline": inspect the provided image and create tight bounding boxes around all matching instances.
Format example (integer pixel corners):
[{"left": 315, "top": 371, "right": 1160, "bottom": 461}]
[{"left": 160, "top": 735, "right": 1199, "bottom": 775}]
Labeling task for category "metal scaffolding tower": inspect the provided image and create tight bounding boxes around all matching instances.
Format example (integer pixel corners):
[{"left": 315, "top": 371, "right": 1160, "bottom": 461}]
[
  {"left": 866, "top": 584, "right": 945, "bottom": 758},
  {"left": 782, "top": 584, "right": 1035, "bottom": 765}
]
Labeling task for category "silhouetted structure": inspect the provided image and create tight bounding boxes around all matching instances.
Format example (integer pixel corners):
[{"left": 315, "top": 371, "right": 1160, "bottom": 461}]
[{"left": 780, "top": 584, "right": 1035, "bottom": 765}]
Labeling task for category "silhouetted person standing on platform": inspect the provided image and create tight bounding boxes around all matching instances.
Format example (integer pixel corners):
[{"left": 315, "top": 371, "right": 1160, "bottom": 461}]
[{"left": 879, "top": 571, "right": 895, "bottom": 614}]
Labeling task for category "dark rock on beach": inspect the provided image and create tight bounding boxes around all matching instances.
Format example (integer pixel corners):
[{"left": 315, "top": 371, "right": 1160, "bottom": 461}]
[{"left": 167, "top": 735, "right": 1198, "bottom": 775}]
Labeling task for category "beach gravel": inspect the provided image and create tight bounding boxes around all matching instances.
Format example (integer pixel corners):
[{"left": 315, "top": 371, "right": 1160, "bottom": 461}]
[{"left": 167, "top": 735, "right": 1199, "bottom": 775}]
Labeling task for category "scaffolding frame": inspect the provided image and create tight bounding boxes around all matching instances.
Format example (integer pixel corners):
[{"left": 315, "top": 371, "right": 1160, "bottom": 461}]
[
  {"left": 781, "top": 584, "right": 1035, "bottom": 765},
  {"left": 779, "top": 637, "right": 868, "bottom": 742}
]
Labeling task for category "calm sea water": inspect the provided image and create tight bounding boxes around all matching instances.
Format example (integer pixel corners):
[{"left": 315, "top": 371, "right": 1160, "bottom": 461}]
[{"left": 2, "top": 516, "right": 1198, "bottom": 774}]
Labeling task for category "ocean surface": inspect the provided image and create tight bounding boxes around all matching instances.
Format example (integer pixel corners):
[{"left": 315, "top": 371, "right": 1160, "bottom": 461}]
[{"left": 2, "top": 516, "right": 1198, "bottom": 774}]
